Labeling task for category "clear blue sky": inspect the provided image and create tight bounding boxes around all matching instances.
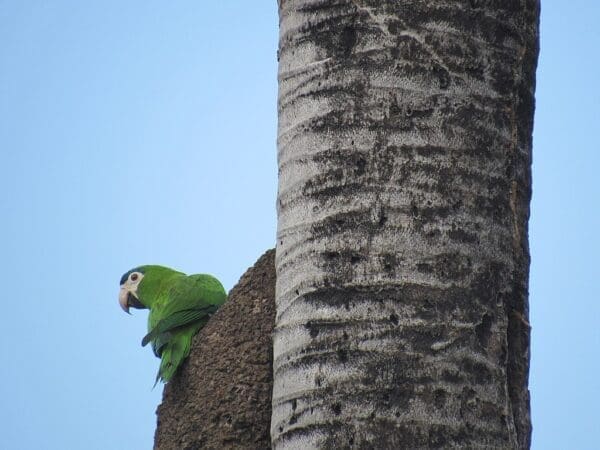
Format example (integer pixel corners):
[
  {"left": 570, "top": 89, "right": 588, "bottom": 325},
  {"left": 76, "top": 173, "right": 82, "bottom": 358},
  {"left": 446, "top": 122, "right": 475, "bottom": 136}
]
[{"left": 0, "top": 2, "right": 597, "bottom": 449}]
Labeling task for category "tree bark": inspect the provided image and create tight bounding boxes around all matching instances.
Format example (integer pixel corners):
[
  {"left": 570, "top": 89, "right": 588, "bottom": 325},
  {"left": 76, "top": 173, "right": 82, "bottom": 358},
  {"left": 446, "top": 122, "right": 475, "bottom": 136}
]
[
  {"left": 154, "top": 249, "right": 276, "bottom": 450},
  {"left": 274, "top": 1, "right": 538, "bottom": 448}
]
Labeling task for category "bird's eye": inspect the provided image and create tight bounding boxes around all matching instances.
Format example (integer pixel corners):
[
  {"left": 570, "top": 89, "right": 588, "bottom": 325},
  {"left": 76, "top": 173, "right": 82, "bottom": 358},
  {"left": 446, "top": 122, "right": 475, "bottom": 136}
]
[{"left": 130, "top": 273, "right": 139, "bottom": 282}]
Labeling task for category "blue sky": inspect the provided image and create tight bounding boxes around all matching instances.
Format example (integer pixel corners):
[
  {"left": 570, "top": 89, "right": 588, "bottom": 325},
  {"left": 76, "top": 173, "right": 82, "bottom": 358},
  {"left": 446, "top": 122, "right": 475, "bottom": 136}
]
[{"left": 0, "top": 2, "right": 597, "bottom": 449}]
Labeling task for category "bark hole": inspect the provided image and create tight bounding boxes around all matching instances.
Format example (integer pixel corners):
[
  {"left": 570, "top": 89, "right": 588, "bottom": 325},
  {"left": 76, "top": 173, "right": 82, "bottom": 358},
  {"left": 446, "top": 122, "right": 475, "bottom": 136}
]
[
  {"left": 340, "top": 26, "right": 357, "bottom": 57},
  {"left": 433, "top": 66, "right": 451, "bottom": 89},
  {"left": 305, "top": 321, "right": 320, "bottom": 338},
  {"left": 355, "top": 157, "right": 366, "bottom": 175},
  {"left": 315, "top": 375, "right": 323, "bottom": 387},
  {"left": 378, "top": 211, "right": 388, "bottom": 226},
  {"left": 332, "top": 403, "right": 342, "bottom": 415},
  {"left": 434, "top": 389, "right": 447, "bottom": 409},
  {"left": 475, "top": 313, "right": 493, "bottom": 348}
]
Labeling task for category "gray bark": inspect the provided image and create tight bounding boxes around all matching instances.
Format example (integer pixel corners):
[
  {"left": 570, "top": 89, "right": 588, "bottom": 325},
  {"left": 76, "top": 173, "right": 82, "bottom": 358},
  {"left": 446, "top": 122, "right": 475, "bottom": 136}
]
[
  {"left": 273, "top": 1, "right": 538, "bottom": 448},
  {"left": 154, "top": 250, "right": 276, "bottom": 450}
]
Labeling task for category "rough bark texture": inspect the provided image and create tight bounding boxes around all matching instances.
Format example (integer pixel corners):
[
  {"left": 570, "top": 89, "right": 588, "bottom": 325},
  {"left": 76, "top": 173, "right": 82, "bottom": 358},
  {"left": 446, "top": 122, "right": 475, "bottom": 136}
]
[
  {"left": 154, "top": 249, "right": 276, "bottom": 450},
  {"left": 274, "top": 1, "right": 538, "bottom": 449}
]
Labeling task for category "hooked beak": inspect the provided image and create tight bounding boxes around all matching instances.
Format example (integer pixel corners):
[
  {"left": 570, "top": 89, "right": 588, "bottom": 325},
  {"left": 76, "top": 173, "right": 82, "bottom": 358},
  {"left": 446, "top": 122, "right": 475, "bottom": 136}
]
[{"left": 119, "top": 287, "right": 145, "bottom": 314}]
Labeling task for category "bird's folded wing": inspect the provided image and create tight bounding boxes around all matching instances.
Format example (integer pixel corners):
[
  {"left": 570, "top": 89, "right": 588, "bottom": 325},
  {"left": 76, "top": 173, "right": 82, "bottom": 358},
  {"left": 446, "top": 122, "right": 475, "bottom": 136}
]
[{"left": 141, "top": 304, "right": 218, "bottom": 347}]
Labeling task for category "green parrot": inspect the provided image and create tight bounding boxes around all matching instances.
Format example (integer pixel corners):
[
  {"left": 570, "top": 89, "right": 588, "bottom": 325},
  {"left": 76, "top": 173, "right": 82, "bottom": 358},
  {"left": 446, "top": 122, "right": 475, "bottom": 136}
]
[{"left": 119, "top": 265, "right": 227, "bottom": 384}]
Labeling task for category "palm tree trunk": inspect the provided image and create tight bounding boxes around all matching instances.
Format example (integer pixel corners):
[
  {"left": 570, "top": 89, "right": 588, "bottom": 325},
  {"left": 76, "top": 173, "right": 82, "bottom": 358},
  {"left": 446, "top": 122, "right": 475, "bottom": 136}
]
[{"left": 273, "top": 1, "right": 539, "bottom": 448}]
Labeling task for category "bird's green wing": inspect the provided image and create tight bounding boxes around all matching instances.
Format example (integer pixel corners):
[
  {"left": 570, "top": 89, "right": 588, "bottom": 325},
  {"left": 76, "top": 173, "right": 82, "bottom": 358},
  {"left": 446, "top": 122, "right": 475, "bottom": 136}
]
[
  {"left": 141, "top": 304, "right": 219, "bottom": 347},
  {"left": 143, "top": 274, "right": 227, "bottom": 354}
]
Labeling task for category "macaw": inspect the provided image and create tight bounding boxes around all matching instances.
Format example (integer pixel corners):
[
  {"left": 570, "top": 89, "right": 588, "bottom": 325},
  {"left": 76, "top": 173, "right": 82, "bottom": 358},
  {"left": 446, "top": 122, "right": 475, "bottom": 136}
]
[{"left": 119, "top": 265, "right": 226, "bottom": 384}]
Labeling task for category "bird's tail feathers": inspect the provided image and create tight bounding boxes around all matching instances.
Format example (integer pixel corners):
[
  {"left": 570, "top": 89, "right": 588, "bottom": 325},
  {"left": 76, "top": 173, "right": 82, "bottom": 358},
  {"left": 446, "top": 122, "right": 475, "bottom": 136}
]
[{"left": 155, "top": 335, "right": 192, "bottom": 385}]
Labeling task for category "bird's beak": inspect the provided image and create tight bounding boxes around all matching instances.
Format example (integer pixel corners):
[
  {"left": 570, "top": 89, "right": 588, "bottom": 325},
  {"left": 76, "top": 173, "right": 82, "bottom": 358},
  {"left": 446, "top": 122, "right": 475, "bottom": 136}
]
[
  {"left": 119, "top": 287, "right": 131, "bottom": 314},
  {"left": 119, "top": 286, "right": 146, "bottom": 314}
]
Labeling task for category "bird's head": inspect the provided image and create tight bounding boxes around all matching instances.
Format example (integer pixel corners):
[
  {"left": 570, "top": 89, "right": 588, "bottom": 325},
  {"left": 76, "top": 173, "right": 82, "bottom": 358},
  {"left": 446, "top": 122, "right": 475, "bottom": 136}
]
[{"left": 118, "top": 267, "right": 147, "bottom": 314}]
